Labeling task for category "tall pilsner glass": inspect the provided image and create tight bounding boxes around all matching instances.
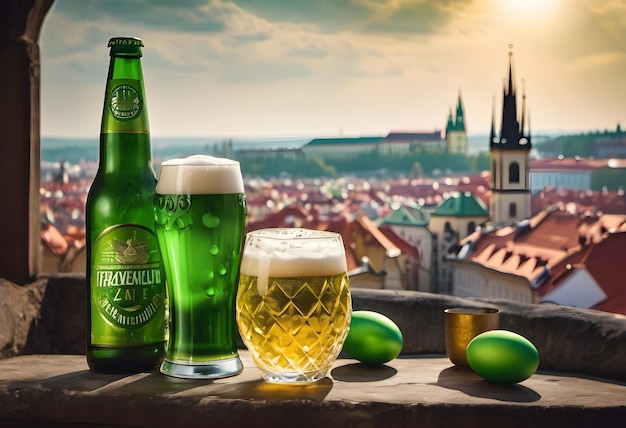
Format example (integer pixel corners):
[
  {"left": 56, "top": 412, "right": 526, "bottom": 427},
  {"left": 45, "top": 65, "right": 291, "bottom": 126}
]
[
  {"left": 236, "top": 228, "right": 352, "bottom": 383},
  {"left": 155, "top": 155, "right": 246, "bottom": 379}
]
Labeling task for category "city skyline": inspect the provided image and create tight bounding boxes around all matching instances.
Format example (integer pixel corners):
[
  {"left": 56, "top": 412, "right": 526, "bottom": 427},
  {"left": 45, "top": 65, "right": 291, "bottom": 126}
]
[{"left": 40, "top": 0, "right": 625, "bottom": 139}]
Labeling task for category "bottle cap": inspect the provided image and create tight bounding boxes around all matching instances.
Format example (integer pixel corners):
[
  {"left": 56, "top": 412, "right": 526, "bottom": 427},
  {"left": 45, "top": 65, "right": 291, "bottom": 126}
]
[{"left": 108, "top": 37, "right": 144, "bottom": 57}]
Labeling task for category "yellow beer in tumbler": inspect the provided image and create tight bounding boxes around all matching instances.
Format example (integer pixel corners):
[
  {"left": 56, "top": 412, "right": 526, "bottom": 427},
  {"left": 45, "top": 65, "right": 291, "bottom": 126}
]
[{"left": 236, "top": 228, "right": 351, "bottom": 383}]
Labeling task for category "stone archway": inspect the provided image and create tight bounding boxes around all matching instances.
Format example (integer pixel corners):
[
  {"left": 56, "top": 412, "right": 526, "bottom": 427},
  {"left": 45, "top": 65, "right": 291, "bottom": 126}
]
[{"left": 0, "top": 0, "right": 54, "bottom": 284}]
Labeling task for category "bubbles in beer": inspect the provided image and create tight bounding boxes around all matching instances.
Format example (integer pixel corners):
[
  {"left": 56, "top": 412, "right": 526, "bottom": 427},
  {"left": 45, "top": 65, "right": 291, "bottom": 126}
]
[
  {"left": 202, "top": 213, "right": 220, "bottom": 228},
  {"left": 209, "top": 244, "right": 219, "bottom": 255},
  {"left": 175, "top": 215, "right": 192, "bottom": 229}
]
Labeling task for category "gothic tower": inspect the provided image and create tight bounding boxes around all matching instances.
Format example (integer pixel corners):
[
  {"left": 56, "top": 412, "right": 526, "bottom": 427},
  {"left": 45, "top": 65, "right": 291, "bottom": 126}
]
[
  {"left": 489, "top": 48, "right": 532, "bottom": 225},
  {"left": 445, "top": 91, "right": 468, "bottom": 154}
]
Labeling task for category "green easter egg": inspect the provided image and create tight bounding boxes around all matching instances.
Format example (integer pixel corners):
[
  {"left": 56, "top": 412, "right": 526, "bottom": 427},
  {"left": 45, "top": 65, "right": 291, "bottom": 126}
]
[
  {"left": 342, "top": 310, "right": 403, "bottom": 365},
  {"left": 466, "top": 330, "right": 540, "bottom": 384}
]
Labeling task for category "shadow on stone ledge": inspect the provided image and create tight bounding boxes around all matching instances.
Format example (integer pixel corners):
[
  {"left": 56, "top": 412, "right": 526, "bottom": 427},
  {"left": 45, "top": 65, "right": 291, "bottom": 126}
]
[
  {"left": 1, "top": 273, "right": 625, "bottom": 383},
  {"left": 435, "top": 365, "right": 542, "bottom": 402}
]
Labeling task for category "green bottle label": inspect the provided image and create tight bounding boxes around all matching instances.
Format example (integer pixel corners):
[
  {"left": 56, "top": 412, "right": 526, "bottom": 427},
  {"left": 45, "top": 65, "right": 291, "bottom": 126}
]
[
  {"left": 109, "top": 82, "right": 142, "bottom": 120},
  {"left": 91, "top": 224, "right": 166, "bottom": 346},
  {"left": 102, "top": 78, "right": 148, "bottom": 133}
]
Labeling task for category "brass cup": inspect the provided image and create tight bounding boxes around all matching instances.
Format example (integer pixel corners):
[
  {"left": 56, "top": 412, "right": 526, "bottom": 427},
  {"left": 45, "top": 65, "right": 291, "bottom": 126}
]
[{"left": 444, "top": 307, "right": 500, "bottom": 368}]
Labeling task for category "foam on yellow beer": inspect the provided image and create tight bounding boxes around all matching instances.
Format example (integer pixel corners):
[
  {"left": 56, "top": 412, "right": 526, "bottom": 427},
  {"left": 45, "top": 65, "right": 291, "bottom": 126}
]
[
  {"left": 239, "top": 229, "right": 348, "bottom": 296},
  {"left": 156, "top": 154, "right": 244, "bottom": 195}
]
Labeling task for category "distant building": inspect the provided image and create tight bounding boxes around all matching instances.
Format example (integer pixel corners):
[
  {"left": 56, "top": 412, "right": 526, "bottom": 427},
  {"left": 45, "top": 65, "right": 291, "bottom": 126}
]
[
  {"left": 489, "top": 49, "right": 532, "bottom": 226},
  {"left": 537, "top": 227, "right": 626, "bottom": 314},
  {"left": 594, "top": 127, "right": 626, "bottom": 158},
  {"left": 380, "top": 203, "right": 433, "bottom": 292},
  {"left": 531, "top": 186, "right": 626, "bottom": 216},
  {"left": 449, "top": 205, "right": 626, "bottom": 315},
  {"left": 530, "top": 157, "right": 626, "bottom": 194},
  {"left": 300, "top": 94, "right": 468, "bottom": 160},
  {"left": 429, "top": 192, "right": 490, "bottom": 294},
  {"left": 383, "top": 131, "right": 445, "bottom": 153},
  {"left": 378, "top": 224, "right": 421, "bottom": 291},
  {"left": 301, "top": 136, "right": 383, "bottom": 159},
  {"left": 530, "top": 157, "right": 602, "bottom": 194},
  {"left": 236, "top": 147, "right": 304, "bottom": 161},
  {"left": 445, "top": 93, "right": 468, "bottom": 154},
  {"left": 348, "top": 215, "right": 406, "bottom": 290}
]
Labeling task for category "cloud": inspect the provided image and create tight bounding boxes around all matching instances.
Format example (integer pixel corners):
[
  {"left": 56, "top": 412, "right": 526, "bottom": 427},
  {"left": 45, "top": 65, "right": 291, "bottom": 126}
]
[
  {"left": 43, "top": 0, "right": 485, "bottom": 85},
  {"left": 40, "top": 0, "right": 626, "bottom": 137},
  {"left": 234, "top": 0, "right": 478, "bottom": 34},
  {"left": 40, "top": 0, "right": 496, "bottom": 137},
  {"left": 50, "top": 0, "right": 226, "bottom": 33}
]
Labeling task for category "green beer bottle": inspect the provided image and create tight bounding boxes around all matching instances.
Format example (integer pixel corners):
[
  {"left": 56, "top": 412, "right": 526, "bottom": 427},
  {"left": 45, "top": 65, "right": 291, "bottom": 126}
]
[{"left": 85, "top": 37, "right": 166, "bottom": 373}]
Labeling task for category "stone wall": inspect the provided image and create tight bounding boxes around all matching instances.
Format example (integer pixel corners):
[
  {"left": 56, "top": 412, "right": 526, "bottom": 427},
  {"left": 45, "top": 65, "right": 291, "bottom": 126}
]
[
  {"left": 354, "top": 288, "right": 626, "bottom": 381},
  {"left": 0, "top": 278, "right": 47, "bottom": 358},
  {"left": 1, "top": 274, "right": 625, "bottom": 382}
]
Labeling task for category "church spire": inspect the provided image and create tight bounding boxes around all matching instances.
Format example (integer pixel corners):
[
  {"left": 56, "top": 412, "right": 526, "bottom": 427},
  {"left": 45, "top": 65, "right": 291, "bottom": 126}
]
[
  {"left": 455, "top": 90, "right": 465, "bottom": 131},
  {"left": 518, "top": 78, "right": 531, "bottom": 147},
  {"left": 528, "top": 111, "right": 531, "bottom": 145},
  {"left": 520, "top": 78, "right": 526, "bottom": 137},
  {"left": 490, "top": 45, "right": 530, "bottom": 151},
  {"left": 447, "top": 108, "right": 454, "bottom": 128},
  {"left": 508, "top": 51, "right": 515, "bottom": 96},
  {"left": 489, "top": 96, "right": 496, "bottom": 144}
]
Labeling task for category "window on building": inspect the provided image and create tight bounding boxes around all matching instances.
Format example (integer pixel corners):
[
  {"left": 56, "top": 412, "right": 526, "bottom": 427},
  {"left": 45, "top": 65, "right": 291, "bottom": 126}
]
[
  {"left": 509, "top": 202, "right": 517, "bottom": 218},
  {"left": 443, "top": 221, "right": 455, "bottom": 243},
  {"left": 509, "top": 162, "right": 520, "bottom": 183}
]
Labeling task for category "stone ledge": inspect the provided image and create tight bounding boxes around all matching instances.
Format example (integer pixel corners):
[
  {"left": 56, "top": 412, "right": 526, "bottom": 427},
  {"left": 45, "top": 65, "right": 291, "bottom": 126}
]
[
  {"left": 2, "top": 274, "right": 626, "bottom": 382},
  {"left": 0, "top": 353, "right": 625, "bottom": 428}
]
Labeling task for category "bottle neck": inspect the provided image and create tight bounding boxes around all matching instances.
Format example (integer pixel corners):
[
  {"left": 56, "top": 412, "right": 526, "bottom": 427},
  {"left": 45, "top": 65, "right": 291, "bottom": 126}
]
[
  {"left": 99, "top": 133, "right": 155, "bottom": 173},
  {"left": 99, "top": 53, "right": 153, "bottom": 173}
]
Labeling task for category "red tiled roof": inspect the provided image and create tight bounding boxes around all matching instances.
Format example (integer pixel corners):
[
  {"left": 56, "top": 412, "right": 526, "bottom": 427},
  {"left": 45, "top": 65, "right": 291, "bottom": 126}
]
[
  {"left": 537, "top": 231, "right": 626, "bottom": 314},
  {"left": 246, "top": 204, "right": 315, "bottom": 231},
  {"left": 245, "top": 204, "right": 408, "bottom": 273},
  {"left": 354, "top": 215, "right": 401, "bottom": 258},
  {"left": 379, "top": 225, "right": 420, "bottom": 260},
  {"left": 41, "top": 222, "right": 68, "bottom": 255},
  {"left": 531, "top": 187, "right": 626, "bottom": 216},
  {"left": 515, "top": 208, "right": 584, "bottom": 251},
  {"left": 456, "top": 205, "right": 626, "bottom": 314}
]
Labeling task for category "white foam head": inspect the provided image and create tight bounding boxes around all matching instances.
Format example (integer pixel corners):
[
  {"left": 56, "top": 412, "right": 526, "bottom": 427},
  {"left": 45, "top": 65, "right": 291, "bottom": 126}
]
[
  {"left": 240, "top": 228, "right": 347, "bottom": 278},
  {"left": 156, "top": 154, "right": 244, "bottom": 195}
]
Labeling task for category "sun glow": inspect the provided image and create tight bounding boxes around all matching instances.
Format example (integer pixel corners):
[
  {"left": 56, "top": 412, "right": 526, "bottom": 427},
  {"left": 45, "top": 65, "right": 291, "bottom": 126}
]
[{"left": 497, "top": 0, "right": 561, "bottom": 16}]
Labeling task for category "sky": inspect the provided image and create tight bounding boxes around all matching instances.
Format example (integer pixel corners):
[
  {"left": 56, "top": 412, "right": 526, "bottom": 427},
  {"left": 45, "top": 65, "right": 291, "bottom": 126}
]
[{"left": 40, "top": 0, "right": 626, "bottom": 139}]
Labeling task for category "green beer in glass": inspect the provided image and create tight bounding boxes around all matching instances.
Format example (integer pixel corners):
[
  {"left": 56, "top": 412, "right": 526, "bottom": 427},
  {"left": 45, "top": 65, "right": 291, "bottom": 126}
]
[{"left": 155, "top": 155, "right": 247, "bottom": 379}]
